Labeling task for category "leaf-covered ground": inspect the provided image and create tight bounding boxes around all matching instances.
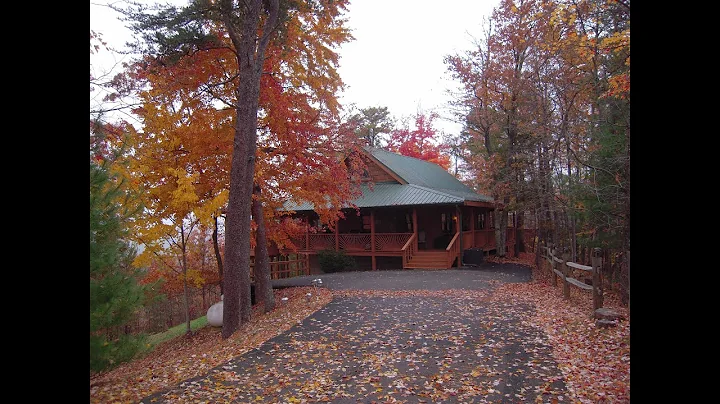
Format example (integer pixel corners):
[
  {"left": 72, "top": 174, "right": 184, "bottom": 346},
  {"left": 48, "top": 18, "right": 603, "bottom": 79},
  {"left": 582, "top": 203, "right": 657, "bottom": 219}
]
[{"left": 90, "top": 255, "right": 629, "bottom": 403}]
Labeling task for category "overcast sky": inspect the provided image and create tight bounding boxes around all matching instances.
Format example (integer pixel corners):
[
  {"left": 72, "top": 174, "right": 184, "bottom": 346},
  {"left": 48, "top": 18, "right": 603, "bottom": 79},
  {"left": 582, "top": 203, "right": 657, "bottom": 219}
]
[{"left": 90, "top": 0, "right": 498, "bottom": 137}]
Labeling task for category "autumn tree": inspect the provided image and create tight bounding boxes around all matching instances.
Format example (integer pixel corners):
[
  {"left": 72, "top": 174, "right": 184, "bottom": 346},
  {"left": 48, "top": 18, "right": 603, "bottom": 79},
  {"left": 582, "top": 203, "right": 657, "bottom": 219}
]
[
  {"left": 447, "top": 0, "right": 569, "bottom": 256},
  {"left": 125, "top": 78, "right": 231, "bottom": 335},
  {"left": 446, "top": 0, "right": 629, "bottom": 298},
  {"left": 141, "top": 224, "right": 222, "bottom": 313},
  {"left": 386, "top": 111, "right": 451, "bottom": 170},
  {"left": 555, "top": 0, "right": 630, "bottom": 297},
  {"left": 119, "top": 0, "right": 358, "bottom": 336}
]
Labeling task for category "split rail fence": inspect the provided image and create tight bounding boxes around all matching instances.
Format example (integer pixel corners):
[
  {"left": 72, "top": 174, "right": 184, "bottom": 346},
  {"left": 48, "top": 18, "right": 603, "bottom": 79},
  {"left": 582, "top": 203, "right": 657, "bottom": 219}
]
[{"left": 540, "top": 242, "right": 604, "bottom": 310}]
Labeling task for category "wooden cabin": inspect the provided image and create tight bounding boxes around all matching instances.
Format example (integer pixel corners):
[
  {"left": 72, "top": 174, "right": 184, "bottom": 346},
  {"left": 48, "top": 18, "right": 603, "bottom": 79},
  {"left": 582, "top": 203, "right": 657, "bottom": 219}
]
[{"left": 281, "top": 146, "right": 515, "bottom": 271}]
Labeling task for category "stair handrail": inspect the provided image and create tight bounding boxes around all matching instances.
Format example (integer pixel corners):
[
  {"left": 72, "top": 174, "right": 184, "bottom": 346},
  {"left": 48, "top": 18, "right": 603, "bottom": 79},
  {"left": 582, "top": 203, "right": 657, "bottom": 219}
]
[
  {"left": 445, "top": 232, "right": 460, "bottom": 268},
  {"left": 401, "top": 233, "right": 417, "bottom": 268}
]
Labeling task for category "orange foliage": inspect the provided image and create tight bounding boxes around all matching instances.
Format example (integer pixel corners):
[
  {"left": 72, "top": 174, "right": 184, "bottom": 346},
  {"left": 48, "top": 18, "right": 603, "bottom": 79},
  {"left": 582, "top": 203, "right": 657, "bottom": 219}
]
[{"left": 124, "top": 0, "right": 360, "bottom": 271}]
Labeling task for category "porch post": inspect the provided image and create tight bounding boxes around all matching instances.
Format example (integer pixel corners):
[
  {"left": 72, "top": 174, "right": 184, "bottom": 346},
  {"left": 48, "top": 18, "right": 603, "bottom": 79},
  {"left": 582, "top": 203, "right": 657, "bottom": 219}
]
[
  {"left": 305, "top": 215, "right": 309, "bottom": 250},
  {"left": 335, "top": 219, "right": 339, "bottom": 251},
  {"left": 371, "top": 209, "right": 376, "bottom": 271},
  {"left": 412, "top": 208, "right": 418, "bottom": 251},
  {"left": 457, "top": 205, "right": 463, "bottom": 267},
  {"left": 470, "top": 207, "right": 475, "bottom": 248}
]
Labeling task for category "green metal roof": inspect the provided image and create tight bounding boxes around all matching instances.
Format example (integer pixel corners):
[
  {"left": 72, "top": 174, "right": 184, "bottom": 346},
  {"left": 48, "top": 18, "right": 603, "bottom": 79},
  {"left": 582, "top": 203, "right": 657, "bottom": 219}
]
[
  {"left": 282, "top": 147, "right": 494, "bottom": 211},
  {"left": 365, "top": 147, "right": 477, "bottom": 194}
]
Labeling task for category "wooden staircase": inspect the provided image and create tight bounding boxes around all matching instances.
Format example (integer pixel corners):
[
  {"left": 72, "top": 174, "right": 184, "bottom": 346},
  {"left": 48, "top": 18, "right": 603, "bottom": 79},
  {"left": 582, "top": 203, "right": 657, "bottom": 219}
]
[{"left": 403, "top": 250, "right": 455, "bottom": 269}]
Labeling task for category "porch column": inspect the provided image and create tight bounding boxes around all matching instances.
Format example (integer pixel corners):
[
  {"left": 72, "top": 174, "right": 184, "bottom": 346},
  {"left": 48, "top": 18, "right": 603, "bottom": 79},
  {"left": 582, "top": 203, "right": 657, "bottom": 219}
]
[
  {"left": 335, "top": 220, "right": 339, "bottom": 251},
  {"left": 412, "top": 208, "right": 418, "bottom": 251},
  {"left": 305, "top": 215, "right": 309, "bottom": 250},
  {"left": 457, "top": 205, "right": 463, "bottom": 267},
  {"left": 371, "top": 209, "right": 376, "bottom": 271},
  {"left": 470, "top": 208, "right": 475, "bottom": 248}
]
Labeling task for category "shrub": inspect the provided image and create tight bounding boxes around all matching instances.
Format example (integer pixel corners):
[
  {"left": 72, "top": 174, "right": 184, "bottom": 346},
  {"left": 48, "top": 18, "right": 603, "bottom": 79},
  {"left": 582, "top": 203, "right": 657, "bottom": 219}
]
[{"left": 317, "top": 249, "right": 355, "bottom": 273}]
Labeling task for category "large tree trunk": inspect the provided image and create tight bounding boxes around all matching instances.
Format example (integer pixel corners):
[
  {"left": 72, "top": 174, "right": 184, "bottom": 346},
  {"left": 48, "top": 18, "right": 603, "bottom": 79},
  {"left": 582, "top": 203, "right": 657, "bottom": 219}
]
[
  {"left": 212, "top": 214, "right": 224, "bottom": 295},
  {"left": 252, "top": 184, "right": 275, "bottom": 313},
  {"left": 181, "top": 229, "right": 191, "bottom": 335},
  {"left": 221, "top": 0, "right": 280, "bottom": 339},
  {"left": 495, "top": 208, "right": 508, "bottom": 257}
]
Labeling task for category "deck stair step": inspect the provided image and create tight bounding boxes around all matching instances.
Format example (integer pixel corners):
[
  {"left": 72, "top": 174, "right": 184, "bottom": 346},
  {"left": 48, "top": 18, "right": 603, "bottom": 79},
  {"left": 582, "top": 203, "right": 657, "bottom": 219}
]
[{"left": 404, "top": 250, "right": 454, "bottom": 269}]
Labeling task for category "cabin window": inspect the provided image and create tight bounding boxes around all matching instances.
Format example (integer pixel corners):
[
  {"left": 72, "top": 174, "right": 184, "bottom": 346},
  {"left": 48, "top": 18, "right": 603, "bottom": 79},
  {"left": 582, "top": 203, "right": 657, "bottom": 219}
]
[
  {"left": 362, "top": 215, "right": 371, "bottom": 231},
  {"left": 478, "top": 213, "right": 485, "bottom": 230},
  {"left": 462, "top": 212, "right": 470, "bottom": 231},
  {"left": 441, "top": 213, "right": 453, "bottom": 233}
]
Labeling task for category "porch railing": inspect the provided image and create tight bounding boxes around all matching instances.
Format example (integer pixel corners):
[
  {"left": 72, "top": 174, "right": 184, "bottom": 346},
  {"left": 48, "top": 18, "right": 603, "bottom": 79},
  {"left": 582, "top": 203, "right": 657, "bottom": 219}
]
[
  {"left": 472, "top": 229, "right": 496, "bottom": 250},
  {"left": 250, "top": 253, "right": 310, "bottom": 280},
  {"left": 446, "top": 232, "right": 460, "bottom": 268},
  {"left": 339, "top": 234, "right": 372, "bottom": 251},
  {"left": 401, "top": 233, "right": 417, "bottom": 268},
  {"left": 308, "top": 234, "right": 334, "bottom": 250},
  {"left": 375, "top": 233, "right": 412, "bottom": 251}
]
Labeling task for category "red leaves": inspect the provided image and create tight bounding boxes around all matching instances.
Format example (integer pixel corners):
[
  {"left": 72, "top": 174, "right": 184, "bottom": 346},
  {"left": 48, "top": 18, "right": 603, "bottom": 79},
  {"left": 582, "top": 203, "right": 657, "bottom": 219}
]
[{"left": 386, "top": 112, "right": 451, "bottom": 170}]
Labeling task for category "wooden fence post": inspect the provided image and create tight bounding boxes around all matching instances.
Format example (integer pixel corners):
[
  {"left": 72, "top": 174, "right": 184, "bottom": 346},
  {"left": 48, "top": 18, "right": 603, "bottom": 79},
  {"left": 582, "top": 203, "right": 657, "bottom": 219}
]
[
  {"left": 550, "top": 246, "right": 557, "bottom": 287},
  {"left": 592, "top": 248, "right": 604, "bottom": 310},
  {"left": 561, "top": 250, "right": 570, "bottom": 299},
  {"left": 626, "top": 250, "right": 630, "bottom": 312}
]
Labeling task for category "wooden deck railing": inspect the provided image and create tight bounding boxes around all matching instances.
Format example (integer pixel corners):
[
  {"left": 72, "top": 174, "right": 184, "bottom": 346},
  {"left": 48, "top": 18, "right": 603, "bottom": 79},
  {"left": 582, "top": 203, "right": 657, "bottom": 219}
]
[
  {"left": 250, "top": 254, "right": 310, "bottom": 280},
  {"left": 308, "top": 234, "right": 334, "bottom": 250},
  {"left": 375, "top": 233, "right": 412, "bottom": 251},
  {"left": 445, "top": 232, "right": 460, "bottom": 268},
  {"left": 401, "top": 233, "right": 417, "bottom": 268},
  {"left": 339, "top": 234, "right": 372, "bottom": 250}
]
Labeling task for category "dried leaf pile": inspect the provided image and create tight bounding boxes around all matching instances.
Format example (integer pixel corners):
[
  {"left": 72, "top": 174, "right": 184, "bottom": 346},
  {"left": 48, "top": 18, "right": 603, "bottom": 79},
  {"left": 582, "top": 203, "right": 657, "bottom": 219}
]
[
  {"left": 90, "top": 286, "right": 333, "bottom": 403},
  {"left": 487, "top": 254, "right": 630, "bottom": 403},
  {"left": 90, "top": 255, "right": 629, "bottom": 403}
]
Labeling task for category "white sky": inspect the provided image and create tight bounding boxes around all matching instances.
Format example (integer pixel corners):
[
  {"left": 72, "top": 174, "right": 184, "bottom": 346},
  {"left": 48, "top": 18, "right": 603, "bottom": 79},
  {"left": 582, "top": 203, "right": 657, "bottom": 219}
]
[{"left": 90, "top": 0, "right": 498, "bottom": 137}]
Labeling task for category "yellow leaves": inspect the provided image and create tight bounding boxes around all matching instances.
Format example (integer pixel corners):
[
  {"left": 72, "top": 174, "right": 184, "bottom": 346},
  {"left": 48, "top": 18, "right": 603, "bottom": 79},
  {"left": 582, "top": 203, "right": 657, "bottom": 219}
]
[
  {"left": 195, "top": 190, "right": 229, "bottom": 225},
  {"left": 185, "top": 269, "right": 206, "bottom": 288},
  {"left": 168, "top": 169, "right": 200, "bottom": 210},
  {"left": 132, "top": 250, "right": 154, "bottom": 269}
]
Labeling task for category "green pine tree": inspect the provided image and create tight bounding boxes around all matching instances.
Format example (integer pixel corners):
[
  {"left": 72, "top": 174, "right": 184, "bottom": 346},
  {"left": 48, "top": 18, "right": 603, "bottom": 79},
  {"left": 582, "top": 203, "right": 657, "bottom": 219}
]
[{"left": 89, "top": 133, "right": 150, "bottom": 374}]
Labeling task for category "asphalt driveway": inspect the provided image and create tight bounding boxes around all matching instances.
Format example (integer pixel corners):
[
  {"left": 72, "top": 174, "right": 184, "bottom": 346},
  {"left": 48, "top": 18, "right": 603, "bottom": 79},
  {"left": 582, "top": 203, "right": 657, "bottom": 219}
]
[{"left": 140, "top": 264, "right": 569, "bottom": 403}]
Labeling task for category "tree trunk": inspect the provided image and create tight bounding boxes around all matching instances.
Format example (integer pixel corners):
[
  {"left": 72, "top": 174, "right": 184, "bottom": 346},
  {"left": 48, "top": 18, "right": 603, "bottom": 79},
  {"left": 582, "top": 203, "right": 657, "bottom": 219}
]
[
  {"left": 515, "top": 211, "right": 525, "bottom": 255},
  {"left": 221, "top": 0, "right": 280, "bottom": 339},
  {"left": 181, "top": 230, "right": 191, "bottom": 335},
  {"left": 212, "top": 214, "right": 224, "bottom": 296},
  {"left": 182, "top": 272, "right": 191, "bottom": 334},
  {"left": 252, "top": 184, "right": 275, "bottom": 313},
  {"left": 495, "top": 208, "right": 508, "bottom": 257}
]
